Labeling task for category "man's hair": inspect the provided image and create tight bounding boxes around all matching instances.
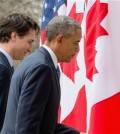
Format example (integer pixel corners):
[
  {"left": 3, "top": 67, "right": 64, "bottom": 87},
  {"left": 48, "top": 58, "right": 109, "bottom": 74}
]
[
  {"left": 46, "top": 15, "right": 81, "bottom": 41},
  {"left": 0, "top": 13, "right": 40, "bottom": 43}
]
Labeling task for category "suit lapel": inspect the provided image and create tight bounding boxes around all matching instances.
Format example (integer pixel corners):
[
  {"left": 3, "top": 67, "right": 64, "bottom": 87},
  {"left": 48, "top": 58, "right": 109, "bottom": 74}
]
[
  {"left": 39, "top": 47, "right": 61, "bottom": 90},
  {"left": 0, "top": 51, "right": 13, "bottom": 76}
]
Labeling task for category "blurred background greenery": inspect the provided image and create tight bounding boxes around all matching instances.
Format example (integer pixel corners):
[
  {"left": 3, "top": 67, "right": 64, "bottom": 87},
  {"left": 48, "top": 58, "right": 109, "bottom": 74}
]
[{"left": 0, "top": 0, "right": 44, "bottom": 66}]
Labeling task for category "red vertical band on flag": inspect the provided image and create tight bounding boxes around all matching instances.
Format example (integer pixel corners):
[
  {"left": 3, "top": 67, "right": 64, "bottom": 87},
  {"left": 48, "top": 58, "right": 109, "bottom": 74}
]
[{"left": 89, "top": 93, "right": 120, "bottom": 134}]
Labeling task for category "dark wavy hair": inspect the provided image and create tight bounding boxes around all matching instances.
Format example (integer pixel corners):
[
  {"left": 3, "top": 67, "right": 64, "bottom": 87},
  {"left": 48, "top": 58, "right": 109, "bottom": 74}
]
[{"left": 0, "top": 13, "right": 40, "bottom": 43}]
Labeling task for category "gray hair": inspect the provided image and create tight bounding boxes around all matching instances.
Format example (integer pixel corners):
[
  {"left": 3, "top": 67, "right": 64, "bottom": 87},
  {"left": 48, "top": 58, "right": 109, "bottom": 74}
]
[{"left": 46, "top": 16, "right": 81, "bottom": 41}]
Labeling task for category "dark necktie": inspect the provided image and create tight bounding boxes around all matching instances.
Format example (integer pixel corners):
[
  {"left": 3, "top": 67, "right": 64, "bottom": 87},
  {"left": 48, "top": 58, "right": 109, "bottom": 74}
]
[
  {"left": 56, "top": 65, "right": 60, "bottom": 80},
  {"left": 11, "top": 66, "right": 14, "bottom": 74}
]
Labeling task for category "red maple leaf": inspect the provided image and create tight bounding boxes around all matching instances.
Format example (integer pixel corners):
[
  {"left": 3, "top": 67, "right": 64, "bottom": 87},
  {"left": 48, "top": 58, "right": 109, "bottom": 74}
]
[
  {"left": 60, "top": 2, "right": 84, "bottom": 83},
  {"left": 60, "top": 54, "right": 79, "bottom": 82},
  {"left": 84, "top": 0, "right": 108, "bottom": 81}
]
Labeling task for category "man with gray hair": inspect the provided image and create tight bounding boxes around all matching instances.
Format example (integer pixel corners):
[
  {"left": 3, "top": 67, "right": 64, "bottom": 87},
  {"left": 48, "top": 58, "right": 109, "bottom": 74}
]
[{"left": 1, "top": 16, "right": 82, "bottom": 134}]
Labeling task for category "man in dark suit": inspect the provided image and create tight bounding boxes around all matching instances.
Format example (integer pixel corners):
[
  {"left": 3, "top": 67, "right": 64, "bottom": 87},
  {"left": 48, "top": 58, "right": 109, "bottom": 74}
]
[
  {"left": 0, "top": 13, "right": 40, "bottom": 131},
  {"left": 1, "top": 16, "right": 82, "bottom": 134}
]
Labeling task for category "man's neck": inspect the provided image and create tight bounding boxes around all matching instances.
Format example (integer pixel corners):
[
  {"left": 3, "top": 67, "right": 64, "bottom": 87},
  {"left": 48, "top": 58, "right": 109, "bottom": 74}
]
[{"left": 0, "top": 43, "right": 13, "bottom": 59}]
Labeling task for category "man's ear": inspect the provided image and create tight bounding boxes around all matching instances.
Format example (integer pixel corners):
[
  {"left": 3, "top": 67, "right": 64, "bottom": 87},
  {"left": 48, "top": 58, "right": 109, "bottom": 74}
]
[
  {"left": 56, "top": 34, "right": 64, "bottom": 44},
  {"left": 11, "top": 32, "right": 17, "bottom": 42}
]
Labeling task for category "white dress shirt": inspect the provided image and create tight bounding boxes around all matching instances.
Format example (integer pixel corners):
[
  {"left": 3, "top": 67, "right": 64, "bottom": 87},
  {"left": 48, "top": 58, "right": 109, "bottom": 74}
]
[
  {"left": 0, "top": 48, "right": 13, "bottom": 67},
  {"left": 42, "top": 45, "right": 58, "bottom": 69}
]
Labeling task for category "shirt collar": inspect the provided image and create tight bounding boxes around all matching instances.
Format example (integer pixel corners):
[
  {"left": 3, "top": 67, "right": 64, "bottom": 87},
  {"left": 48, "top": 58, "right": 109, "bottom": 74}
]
[
  {"left": 0, "top": 48, "right": 13, "bottom": 67},
  {"left": 41, "top": 45, "right": 58, "bottom": 68}
]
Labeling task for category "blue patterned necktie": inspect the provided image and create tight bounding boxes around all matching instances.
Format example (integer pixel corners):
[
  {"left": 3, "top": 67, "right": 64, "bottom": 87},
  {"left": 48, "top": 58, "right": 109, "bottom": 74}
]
[
  {"left": 56, "top": 65, "right": 60, "bottom": 80},
  {"left": 11, "top": 66, "right": 14, "bottom": 74}
]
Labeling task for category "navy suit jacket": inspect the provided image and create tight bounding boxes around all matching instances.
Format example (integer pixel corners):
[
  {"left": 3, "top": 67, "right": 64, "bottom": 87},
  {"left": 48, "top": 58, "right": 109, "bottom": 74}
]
[
  {"left": 0, "top": 51, "right": 13, "bottom": 131},
  {"left": 1, "top": 47, "right": 80, "bottom": 134}
]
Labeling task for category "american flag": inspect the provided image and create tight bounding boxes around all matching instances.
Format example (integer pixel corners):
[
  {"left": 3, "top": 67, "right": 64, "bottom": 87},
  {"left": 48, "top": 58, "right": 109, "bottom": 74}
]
[
  {"left": 41, "top": 0, "right": 66, "bottom": 44},
  {"left": 41, "top": 0, "right": 120, "bottom": 133}
]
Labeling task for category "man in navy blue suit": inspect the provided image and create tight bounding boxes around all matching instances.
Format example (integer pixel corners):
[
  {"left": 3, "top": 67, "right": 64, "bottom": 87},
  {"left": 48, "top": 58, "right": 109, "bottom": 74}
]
[
  {"left": 0, "top": 13, "right": 40, "bottom": 131},
  {"left": 1, "top": 16, "right": 82, "bottom": 134}
]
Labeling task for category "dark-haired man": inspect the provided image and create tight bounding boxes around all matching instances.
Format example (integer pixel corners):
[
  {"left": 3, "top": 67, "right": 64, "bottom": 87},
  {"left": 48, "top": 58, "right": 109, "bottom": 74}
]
[{"left": 0, "top": 12, "right": 40, "bottom": 131}]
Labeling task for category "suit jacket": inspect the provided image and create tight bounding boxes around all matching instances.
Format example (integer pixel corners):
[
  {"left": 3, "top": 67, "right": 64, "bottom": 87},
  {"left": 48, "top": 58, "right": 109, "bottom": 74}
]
[
  {"left": 1, "top": 47, "right": 80, "bottom": 134},
  {"left": 0, "top": 51, "right": 13, "bottom": 131}
]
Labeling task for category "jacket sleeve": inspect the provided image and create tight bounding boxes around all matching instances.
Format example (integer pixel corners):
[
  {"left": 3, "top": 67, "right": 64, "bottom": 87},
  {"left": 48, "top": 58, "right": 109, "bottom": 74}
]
[
  {"left": 55, "top": 123, "right": 80, "bottom": 134},
  {"left": 15, "top": 65, "right": 52, "bottom": 134},
  {"left": 0, "top": 64, "right": 10, "bottom": 130}
]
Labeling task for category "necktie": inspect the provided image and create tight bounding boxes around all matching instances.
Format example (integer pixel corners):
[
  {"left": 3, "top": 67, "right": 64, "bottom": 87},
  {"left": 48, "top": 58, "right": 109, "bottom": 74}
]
[
  {"left": 56, "top": 65, "right": 60, "bottom": 80},
  {"left": 11, "top": 66, "right": 14, "bottom": 74}
]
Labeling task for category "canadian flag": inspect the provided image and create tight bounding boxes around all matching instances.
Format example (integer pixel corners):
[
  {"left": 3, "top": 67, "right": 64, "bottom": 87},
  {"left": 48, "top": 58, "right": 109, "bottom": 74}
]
[
  {"left": 58, "top": 0, "right": 120, "bottom": 133},
  {"left": 41, "top": 0, "right": 120, "bottom": 133}
]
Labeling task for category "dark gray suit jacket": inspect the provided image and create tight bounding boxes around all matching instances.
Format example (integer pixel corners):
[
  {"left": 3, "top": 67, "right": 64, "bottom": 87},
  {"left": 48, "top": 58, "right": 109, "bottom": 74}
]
[
  {"left": 1, "top": 47, "right": 80, "bottom": 134},
  {"left": 0, "top": 51, "right": 13, "bottom": 131}
]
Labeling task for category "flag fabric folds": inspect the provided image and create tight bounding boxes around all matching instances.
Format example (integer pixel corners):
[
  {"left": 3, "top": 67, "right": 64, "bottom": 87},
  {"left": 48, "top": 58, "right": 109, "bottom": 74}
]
[{"left": 41, "top": 0, "right": 120, "bottom": 133}]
